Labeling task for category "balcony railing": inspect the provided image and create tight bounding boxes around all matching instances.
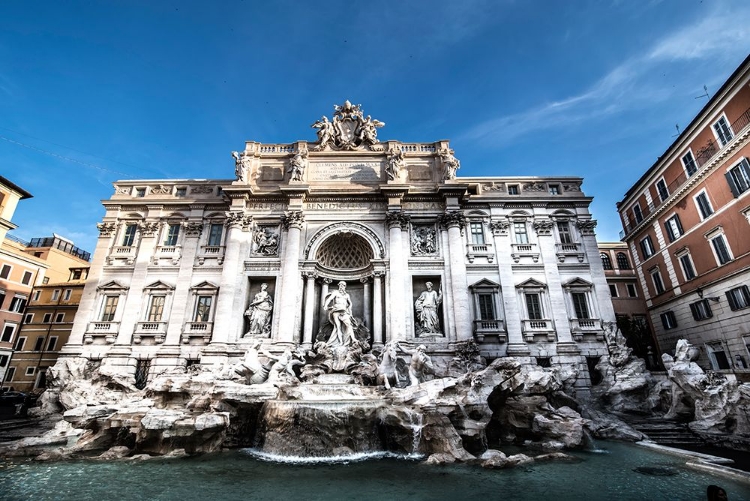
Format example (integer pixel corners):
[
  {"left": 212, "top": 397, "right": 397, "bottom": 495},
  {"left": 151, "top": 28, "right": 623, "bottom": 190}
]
[
  {"left": 181, "top": 321, "right": 213, "bottom": 344},
  {"left": 621, "top": 106, "right": 750, "bottom": 239},
  {"left": 84, "top": 321, "right": 119, "bottom": 344},
  {"left": 133, "top": 321, "right": 167, "bottom": 344},
  {"left": 521, "top": 319, "right": 555, "bottom": 342},
  {"left": 555, "top": 243, "right": 585, "bottom": 263},
  {"left": 511, "top": 243, "right": 540, "bottom": 263},
  {"left": 197, "top": 245, "right": 225, "bottom": 265},
  {"left": 570, "top": 318, "right": 605, "bottom": 341},
  {"left": 466, "top": 242, "right": 494, "bottom": 263},
  {"left": 473, "top": 319, "right": 506, "bottom": 343}
]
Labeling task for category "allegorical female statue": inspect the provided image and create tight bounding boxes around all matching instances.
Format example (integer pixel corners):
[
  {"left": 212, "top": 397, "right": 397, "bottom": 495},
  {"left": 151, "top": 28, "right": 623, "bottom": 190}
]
[
  {"left": 323, "top": 281, "right": 356, "bottom": 347},
  {"left": 245, "top": 283, "right": 273, "bottom": 337},
  {"left": 415, "top": 281, "right": 442, "bottom": 335}
]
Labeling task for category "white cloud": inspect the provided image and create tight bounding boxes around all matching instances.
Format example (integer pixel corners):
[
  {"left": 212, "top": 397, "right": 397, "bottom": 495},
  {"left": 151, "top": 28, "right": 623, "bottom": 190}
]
[{"left": 461, "top": 2, "right": 750, "bottom": 145}]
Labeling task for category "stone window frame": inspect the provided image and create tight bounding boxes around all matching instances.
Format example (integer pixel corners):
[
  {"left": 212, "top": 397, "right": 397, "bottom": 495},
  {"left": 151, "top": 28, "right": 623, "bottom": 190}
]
[
  {"left": 608, "top": 283, "right": 618, "bottom": 297},
  {"left": 203, "top": 213, "right": 227, "bottom": 247},
  {"left": 600, "top": 252, "right": 613, "bottom": 270},
  {"left": 655, "top": 177, "right": 670, "bottom": 203},
  {"left": 649, "top": 266, "right": 665, "bottom": 295},
  {"left": 1, "top": 322, "right": 17, "bottom": 343},
  {"left": 516, "top": 279, "right": 551, "bottom": 321},
  {"left": 468, "top": 278, "right": 506, "bottom": 342},
  {"left": 674, "top": 247, "right": 697, "bottom": 282},
  {"left": 706, "top": 341, "right": 731, "bottom": 370},
  {"left": 660, "top": 310, "right": 677, "bottom": 330},
  {"left": 725, "top": 157, "right": 750, "bottom": 198},
  {"left": 188, "top": 281, "right": 219, "bottom": 323},
  {"left": 711, "top": 113, "right": 734, "bottom": 147},
  {"left": 704, "top": 226, "right": 733, "bottom": 266},
  {"left": 0, "top": 264, "right": 11, "bottom": 280},
  {"left": 663, "top": 212, "right": 684, "bottom": 242},
  {"left": 465, "top": 211, "right": 493, "bottom": 263},
  {"left": 94, "top": 281, "right": 129, "bottom": 323},
  {"left": 689, "top": 298, "right": 713, "bottom": 321},
  {"left": 631, "top": 201, "right": 643, "bottom": 224},
  {"left": 639, "top": 235, "right": 655, "bottom": 260},
  {"left": 562, "top": 278, "right": 600, "bottom": 322},
  {"left": 726, "top": 285, "right": 750, "bottom": 311},
  {"left": 681, "top": 148, "right": 698, "bottom": 177},
  {"left": 616, "top": 252, "right": 631, "bottom": 270},
  {"left": 626, "top": 283, "right": 638, "bottom": 298},
  {"left": 693, "top": 189, "right": 714, "bottom": 221}
]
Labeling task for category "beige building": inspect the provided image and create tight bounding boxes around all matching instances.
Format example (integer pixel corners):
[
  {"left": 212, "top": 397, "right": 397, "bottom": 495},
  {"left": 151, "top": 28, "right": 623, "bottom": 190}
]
[
  {"left": 61, "top": 102, "right": 615, "bottom": 393},
  {"left": 617, "top": 55, "right": 750, "bottom": 374}
]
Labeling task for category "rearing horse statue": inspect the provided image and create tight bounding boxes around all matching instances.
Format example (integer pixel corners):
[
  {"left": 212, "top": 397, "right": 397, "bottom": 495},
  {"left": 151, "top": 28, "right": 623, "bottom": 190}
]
[{"left": 376, "top": 341, "right": 401, "bottom": 389}]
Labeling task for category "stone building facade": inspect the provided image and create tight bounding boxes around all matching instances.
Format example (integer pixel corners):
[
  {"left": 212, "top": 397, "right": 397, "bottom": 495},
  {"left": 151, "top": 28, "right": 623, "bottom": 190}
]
[
  {"left": 62, "top": 102, "right": 613, "bottom": 390},
  {"left": 617, "top": 56, "right": 750, "bottom": 374}
]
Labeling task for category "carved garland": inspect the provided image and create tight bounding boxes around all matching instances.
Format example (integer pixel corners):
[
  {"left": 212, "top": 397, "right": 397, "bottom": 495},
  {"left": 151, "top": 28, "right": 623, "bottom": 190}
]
[{"left": 304, "top": 221, "right": 386, "bottom": 259}]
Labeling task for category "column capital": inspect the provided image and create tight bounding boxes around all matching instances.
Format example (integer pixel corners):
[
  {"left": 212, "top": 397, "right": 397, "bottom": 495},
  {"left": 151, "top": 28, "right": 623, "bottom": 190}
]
[
  {"left": 360, "top": 276, "right": 371, "bottom": 284},
  {"left": 182, "top": 220, "right": 204, "bottom": 237},
  {"left": 532, "top": 218, "right": 554, "bottom": 236},
  {"left": 96, "top": 221, "right": 117, "bottom": 238},
  {"left": 321, "top": 277, "right": 333, "bottom": 284},
  {"left": 282, "top": 210, "right": 305, "bottom": 230},
  {"left": 439, "top": 210, "right": 466, "bottom": 230},
  {"left": 385, "top": 210, "right": 410, "bottom": 229},
  {"left": 575, "top": 219, "right": 597, "bottom": 236},
  {"left": 138, "top": 220, "right": 160, "bottom": 237},
  {"left": 489, "top": 218, "right": 510, "bottom": 236},
  {"left": 225, "top": 210, "right": 252, "bottom": 230},
  {"left": 302, "top": 270, "right": 318, "bottom": 279}
]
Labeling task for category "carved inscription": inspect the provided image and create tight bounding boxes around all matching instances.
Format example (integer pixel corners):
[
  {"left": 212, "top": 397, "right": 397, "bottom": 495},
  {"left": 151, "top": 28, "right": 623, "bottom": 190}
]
[
  {"left": 310, "top": 161, "right": 382, "bottom": 182},
  {"left": 304, "top": 202, "right": 387, "bottom": 210}
]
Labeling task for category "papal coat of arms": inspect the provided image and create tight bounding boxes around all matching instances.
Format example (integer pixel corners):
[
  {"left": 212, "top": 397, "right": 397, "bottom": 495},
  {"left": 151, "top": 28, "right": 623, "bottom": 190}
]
[{"left": 311, "top": 100, "right": 385, "bottom": 151}]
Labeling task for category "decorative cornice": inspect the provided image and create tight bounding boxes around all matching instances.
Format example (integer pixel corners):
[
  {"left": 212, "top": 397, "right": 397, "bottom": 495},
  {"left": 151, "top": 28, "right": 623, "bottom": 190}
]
[{"left": 282, "top": 210, "right": 305, "bottom": 230}]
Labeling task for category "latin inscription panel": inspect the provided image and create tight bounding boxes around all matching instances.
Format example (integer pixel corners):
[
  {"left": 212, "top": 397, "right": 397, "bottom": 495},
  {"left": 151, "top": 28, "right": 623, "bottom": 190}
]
[{"left": 310, "top": 161, "right": 383, "bottom": 182}]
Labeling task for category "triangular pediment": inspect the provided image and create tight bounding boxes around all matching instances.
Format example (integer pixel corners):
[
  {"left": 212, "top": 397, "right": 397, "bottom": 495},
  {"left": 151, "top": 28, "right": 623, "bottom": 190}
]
[
  {"left": 469, "top": 278, "right": 500, "bottom": 290},
  {"left": 143, "top": 280, "right": 175, "bottom": 291},
  {"left": 516, "top": 278, "right": 547, "bottom": 289},
  {"left": 563, "top": 277, "right": 593, "bottom": 289},
  {"left": 190, "top": 281, "right": 219, "bottom": 291},
  {"left": 97, "top": 280, "right": 129, "bottom": 292}
]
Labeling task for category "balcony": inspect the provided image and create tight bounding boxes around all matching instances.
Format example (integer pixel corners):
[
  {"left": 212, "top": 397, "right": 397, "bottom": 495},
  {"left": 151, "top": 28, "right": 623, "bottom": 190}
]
[
  {"left": 197, "top": 245, "right": 225, "bottom": 265},
  {"left": 153, "top": 245, "right": 181, "bottom": 265},
  {"left": 521, "top": 319, "right": 555, "bottom": 342},
  {"left": 570, "top": 318, "right": 605, "bottom": 341},
  {"left": 466, "top": 242, "right": 494, "bottom": 263},
  {"left": 620, "top": 106, "right": 750, "bottom": 239},
  {"left": 511, "top": 243, "right": 540, "bottom": 264},
  {"left": 181, "top": 321, "right": 213, "bottom": 344},
  {"left": 472, "top": 319, "right": 506, "bottom": 343},
  {"left": 133, "top": 321, "right": 167, "bottom": 344},
  {"left": 555, "top": 243, "right": 585, "bottom": 263},
  {"left": 84, "top": 321, "right": 119, "bottom": 344},
  {"left": 107, "top": 245, "right": 136, "bottom": 265}
]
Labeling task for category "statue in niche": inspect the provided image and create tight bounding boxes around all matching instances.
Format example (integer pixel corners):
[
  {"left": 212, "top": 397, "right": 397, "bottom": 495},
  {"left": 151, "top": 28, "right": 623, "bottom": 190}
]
[
  {"left": 311, "top": 116, "right": 335, "bottom": 150},
  {"left": 288, "top": 150, "right": 308, "bottom": 181},
  {"left": 386, "top": 149, "right": 405, "bottom": 181},
  {"left": 244, "top": 283, "right": 273, "bottom": 337},
  {"left": 440, "top": 149, "right": 460, "bottom": 180},
  {"left": 411, "top": 226, "right": 437, "bottom": 256},
  {"left": 254, "top": 227, "right": 279, "bottom": 255},
  {"left": 415, "top": 281, "right": 443, "bottom": 335},
  {"left": 323, "top": 281, "right": 356, "bottom": 347},
  {"left": 396, "top": 342, "right": 434, "bottom": 386}
]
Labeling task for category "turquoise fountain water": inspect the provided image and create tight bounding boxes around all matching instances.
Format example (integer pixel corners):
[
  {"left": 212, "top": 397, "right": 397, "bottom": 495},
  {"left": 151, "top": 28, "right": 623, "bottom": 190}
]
[{"left": 1, "top": 442, "right": 748, "bottom": 501}]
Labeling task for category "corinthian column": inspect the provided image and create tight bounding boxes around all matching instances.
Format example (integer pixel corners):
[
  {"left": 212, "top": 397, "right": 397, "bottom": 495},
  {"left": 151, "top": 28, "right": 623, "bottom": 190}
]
[
  {"left": 372, "top": 272, "right": 383, "bottom": 347},
  {"left": 276, "top": 211, "right": 305, "bottom": 343},
  {"left": 386, "top": 211, "right": 409, "bottom": 342},
  {"left": 211, "top": 211, "right": 251, "bottom": 344},
  {"left": 302, "top": 271, "right": 317, "bottom": 347},
  {"left": 440, "top": 211, "right": 473, "bottom": 341}
]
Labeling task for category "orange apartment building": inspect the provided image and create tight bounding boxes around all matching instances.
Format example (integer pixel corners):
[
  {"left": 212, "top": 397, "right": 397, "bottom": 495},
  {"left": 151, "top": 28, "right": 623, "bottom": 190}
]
[{"left": 617, "top": 55, "right": 750, "bottom": 374}]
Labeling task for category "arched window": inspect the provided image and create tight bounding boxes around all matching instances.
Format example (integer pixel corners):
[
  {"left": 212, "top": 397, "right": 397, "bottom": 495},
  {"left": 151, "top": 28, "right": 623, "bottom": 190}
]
[
  {"left": 616, "top": 252, "right": 631, "bottom": 270},
  {"left": 600, "top": 253, "right": 612, "bottom": 270}
]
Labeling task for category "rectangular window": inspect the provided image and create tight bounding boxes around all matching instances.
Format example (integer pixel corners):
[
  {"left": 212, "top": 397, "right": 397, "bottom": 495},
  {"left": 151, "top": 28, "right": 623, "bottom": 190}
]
[
  {"left": 627, "top": 283, "right": 637, "bottom": 297},
  {"left": 100, "top": 295, "right": 119, "bottom": 322},
  {"left": 135, "top": 187, "right": 146, "bottom": 198},
  {"left": 679, "top": 254, "right": 696, "bottom": 280},
  {"left": 695, "top": 192, "right": 714, "bottom": 220},
  {"left": 63, "top": 289, "right": 72, "bottom": 301},
  {"left": 548, "top": 184, "right": 560, "bottom": 195},
  {"left": 164, "top": 224, "right": 180, "bottom": 246},
  {"left": 664, "top": 215, "right": 683, "bottom": 242},
  {"left": 508, "top": 185, "right": 519, "bottom": 195},
  {"left": 47, "top": 337, "right": 57, "bottom": 351},
  {"left": 713, "top": 116, "right": 734, "bottom": 146},
  {"left": 609, "top": 284, "right": 618, "bottom": 297},
  {"left": 0, "top": 355, "right": 7, "bottom": 367},
  {"left": 175, "top": 187, "right": 187, "bottom": 197},
  {"left": 525, "top": 293, "right": 543, "bottom": 320},
  {"left": 51, "top": 289, "right": 60, "bottom": 301},
  {"left": 571, "top": 292, "right": 590, "bottom": 319},
  {"left": 54, "top": 313, "right": 65, "bottom": 323},
  {"left": 651, "top": 270, "right": 665, "bottom": 295},
  {"left": 14, "top": 337, "right": 25, "bottom": 351},
  {"left": 633, "top": 204, "right": 643, "bottom": 224},
  {"left": 122, "top": 224, "right": 137, "bottom": 247},
  {"left": 707, "top": 342, "right": 731, "bottom": 370},
  {"left": 21, "top": 271, "right": 33, "bottom": 285},
  {"left": 33, "top": 337, "right": 44, "bottom": 351},
  {"left": 5, "top": 367, "right": 15, "bottom": 381},
  {"left": 23, "top": 313, "right": 33, "bottom": 324},
  {"left": 470, "top": 222, "right": 485, "bottom": 245},
  {"left": 514, "top": 223, "right": 529, "bottom": 244},
  {"left": 208, "top": 223, "right": 223, "bottom": 246},
  {"left": 690, "top": 299, "right": 713, "bottom": 320},
  {"left": 0, "top": 264, "right": 10, "bottom": 279},
  {"left": 32, "top": 290, "right": 40, "bottom": 301},
  {"left": 682, "top": 151, "right": 698, "bottom": 176},
  {"left": 711, "top": 234, "right": 732, "bottom": 265},
  {"left": 42, "top": 313, "right": 52, "bottom": 323},
  {"left": 726, "top": 286, "right": 750, "bottom": 311},
  {"left": 660, "top": 311, "right": 677, "bottom": 330},
  {"left": 656, "top": 179, "right": 669, "bottom": 202},
  {"left": 478, "top": 294, "right": 495, "bottom": 320},
  {"left": 71, "top": 269, "right": 82, "bottom": 280},
  {"left": 147, "top": 296, "right": 165, "bottom": 322},
  {"left": 9, "top": 296, "right": 26, "bottom": 313},
  {"left": 195, "top": 296, "right": 213, "bottom": 322},
  {"left": 640, "top": 236, "right": 655, "bottom": 259},
  {"left": 726, "top": 159, "right": 750, "bottom": 198},
  {"left": 25, "top": 366, "right": 35, "bottom": 376},
  {"left": 557, "top": 222, "right": 573, "bottom": 244},
  {"left": 1, "top": 324, "right": 15, "bottom": 342},
  {"left": 0, "top": 290, "right": 4, "bottom": 309}
]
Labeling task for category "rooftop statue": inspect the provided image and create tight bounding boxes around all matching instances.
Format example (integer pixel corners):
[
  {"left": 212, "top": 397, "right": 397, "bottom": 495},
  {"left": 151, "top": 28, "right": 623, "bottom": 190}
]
[{"left": 312, "top": 101, "right": 385, "bottom": 151}]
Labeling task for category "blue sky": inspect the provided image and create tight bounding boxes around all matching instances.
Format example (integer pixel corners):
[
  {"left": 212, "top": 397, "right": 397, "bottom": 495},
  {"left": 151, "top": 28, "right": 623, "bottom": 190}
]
[{"left": 1, "top": 0, "right": 749, "bottom": 254}]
